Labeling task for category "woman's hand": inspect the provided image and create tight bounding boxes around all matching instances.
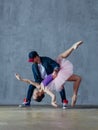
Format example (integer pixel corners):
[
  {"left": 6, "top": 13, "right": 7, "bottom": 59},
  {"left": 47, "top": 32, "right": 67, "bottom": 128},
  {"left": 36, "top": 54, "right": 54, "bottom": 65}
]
[{"left": 15, "top": 73, "right": 22, "bottom": 80}]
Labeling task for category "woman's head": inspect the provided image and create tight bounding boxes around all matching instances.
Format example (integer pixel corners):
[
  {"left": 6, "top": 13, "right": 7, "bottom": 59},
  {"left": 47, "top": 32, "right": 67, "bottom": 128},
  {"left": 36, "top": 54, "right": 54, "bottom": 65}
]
[{"left": 33, "top": 89, "right": 45, "bottom": 102}]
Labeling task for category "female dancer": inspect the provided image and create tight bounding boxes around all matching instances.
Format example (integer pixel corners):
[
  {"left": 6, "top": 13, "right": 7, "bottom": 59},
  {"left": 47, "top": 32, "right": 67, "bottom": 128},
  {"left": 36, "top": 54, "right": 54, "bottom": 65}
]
[{"left": 15, "top": 41, "right": 83, "bottom": 107}]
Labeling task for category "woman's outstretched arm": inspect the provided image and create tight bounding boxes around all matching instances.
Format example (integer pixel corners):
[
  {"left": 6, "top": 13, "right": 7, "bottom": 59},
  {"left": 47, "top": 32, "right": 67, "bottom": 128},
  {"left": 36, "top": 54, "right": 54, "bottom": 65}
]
[{"left": 15, "top": 73, "right": 41, "bottom": 89}]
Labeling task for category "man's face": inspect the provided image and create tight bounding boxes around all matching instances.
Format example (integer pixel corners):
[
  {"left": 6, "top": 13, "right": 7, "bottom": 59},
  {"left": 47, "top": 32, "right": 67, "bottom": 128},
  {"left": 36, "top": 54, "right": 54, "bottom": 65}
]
[{"left": 33, "top": 56, "right": 40, "bottom": 64}]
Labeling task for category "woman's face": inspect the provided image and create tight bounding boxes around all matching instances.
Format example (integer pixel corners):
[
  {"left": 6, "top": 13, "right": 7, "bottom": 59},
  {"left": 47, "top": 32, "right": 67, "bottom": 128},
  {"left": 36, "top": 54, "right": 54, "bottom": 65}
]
[
  {"left": 33, "top": 89, "right": 42, "bottom": 99},
  {"left": 33, "top": 89, "right": 39, "bottom": 99}
]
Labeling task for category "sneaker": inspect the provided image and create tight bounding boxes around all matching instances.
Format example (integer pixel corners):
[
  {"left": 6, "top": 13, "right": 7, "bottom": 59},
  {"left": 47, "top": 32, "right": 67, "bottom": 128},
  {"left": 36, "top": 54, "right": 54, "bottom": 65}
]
[
  {"left": 19, "top": 98, "right": 30, "bottom": 107},
  {"left": 62, "top": 99, "right": 68, "bottom": 109}
]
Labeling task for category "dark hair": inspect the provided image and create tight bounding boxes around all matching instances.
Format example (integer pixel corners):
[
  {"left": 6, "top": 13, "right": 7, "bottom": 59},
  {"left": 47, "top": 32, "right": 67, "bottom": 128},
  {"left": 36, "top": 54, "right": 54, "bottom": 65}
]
[
  {"left": 28, "top": 51, "right": 39, "bottom": 59},
  {"left": 35, "top": 94, "right": 45, "bottom": 102}
]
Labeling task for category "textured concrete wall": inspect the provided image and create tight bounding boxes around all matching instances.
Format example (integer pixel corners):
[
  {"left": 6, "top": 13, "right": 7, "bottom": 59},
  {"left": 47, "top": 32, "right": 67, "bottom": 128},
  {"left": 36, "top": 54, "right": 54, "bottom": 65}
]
[{"left": 0, "top": 0, "right": 98, "bottom": 105}]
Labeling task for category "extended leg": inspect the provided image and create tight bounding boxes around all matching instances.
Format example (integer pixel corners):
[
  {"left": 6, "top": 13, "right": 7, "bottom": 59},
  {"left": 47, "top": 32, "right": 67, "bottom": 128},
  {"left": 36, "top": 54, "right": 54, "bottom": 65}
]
[{"left": 59, "top": 41, "right": 83, "bottom": 59}]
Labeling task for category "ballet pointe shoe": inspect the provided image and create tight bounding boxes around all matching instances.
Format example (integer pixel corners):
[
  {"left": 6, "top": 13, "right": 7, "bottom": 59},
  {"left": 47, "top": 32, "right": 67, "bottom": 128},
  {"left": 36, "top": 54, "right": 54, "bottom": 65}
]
[
  {"left": 71, "top": 95, "right": 77, "bottom": 107},
  {"left": 51, "top": 102, "right": 58, "bottom": 108},
  {"left": 73, "top": 41, "right": 83, "bottom": 50}
]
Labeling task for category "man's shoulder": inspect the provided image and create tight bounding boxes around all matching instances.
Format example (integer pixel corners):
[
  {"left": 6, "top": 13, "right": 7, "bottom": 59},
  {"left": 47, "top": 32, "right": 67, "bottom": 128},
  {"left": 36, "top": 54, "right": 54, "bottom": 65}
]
[
  {"left": 41, "top": 56, "right": 52, "bottom": 60},
  {"left": 41, "top": 56, "right": 50, "bottom": 58}
]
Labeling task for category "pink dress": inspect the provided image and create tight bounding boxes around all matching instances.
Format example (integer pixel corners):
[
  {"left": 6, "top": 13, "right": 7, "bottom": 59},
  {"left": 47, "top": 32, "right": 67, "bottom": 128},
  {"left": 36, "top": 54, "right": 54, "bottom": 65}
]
[{"left": 46, "top": 57, "right": 73, "bottom": 91}]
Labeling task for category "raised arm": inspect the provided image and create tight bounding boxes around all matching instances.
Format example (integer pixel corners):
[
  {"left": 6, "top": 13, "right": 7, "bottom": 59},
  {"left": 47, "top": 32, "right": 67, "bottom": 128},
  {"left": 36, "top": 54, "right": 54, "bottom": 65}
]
[{"left": 15, "top": 73, "right": 41, "bottom": 89}]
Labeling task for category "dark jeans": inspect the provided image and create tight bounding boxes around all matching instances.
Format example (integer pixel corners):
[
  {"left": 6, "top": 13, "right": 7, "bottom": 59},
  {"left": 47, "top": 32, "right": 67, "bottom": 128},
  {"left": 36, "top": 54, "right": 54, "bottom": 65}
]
[
  {"left": 26, "top": 84, "right": 67, "bottom": 103},
  {"left": 59, "top": 88, "right": 67, "bottom": 103},
  {"left": 26, "top": 84, "right": 36, "bottom": 102}
]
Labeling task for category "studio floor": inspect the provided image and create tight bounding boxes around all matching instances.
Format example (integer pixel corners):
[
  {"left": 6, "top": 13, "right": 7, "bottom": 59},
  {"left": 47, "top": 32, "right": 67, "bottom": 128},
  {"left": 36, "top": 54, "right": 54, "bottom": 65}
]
[{"left": 0, "top": 105, "right": 98, "bottom": 130}]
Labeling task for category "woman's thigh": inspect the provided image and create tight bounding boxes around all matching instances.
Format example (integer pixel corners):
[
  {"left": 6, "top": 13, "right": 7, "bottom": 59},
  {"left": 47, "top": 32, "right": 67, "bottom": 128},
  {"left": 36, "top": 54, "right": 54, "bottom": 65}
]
[{"left": 67, "top": 74, "right": 80, "bottom": 81}]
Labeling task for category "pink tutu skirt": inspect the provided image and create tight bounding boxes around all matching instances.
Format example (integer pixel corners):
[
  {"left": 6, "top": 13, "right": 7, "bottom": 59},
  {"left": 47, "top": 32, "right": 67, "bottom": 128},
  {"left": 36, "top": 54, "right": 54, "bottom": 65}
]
[{"left": 47, "top": 57, "right": 73, "bottom": 91}]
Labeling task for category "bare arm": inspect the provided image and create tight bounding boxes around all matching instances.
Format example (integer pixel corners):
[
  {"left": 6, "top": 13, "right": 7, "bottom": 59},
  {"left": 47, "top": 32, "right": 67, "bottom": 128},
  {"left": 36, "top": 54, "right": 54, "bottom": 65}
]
[
  {"left": 15, "top": 73, "right": 41, "bottom": 89},
  {"left": 44, "top": 87, "right": 58, "bottom": 107}
]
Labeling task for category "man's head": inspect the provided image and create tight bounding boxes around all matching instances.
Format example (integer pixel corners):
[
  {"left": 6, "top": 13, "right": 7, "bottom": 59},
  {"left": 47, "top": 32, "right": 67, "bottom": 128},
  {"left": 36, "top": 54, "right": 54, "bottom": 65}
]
[{"left": 28, "top": 51, "right": 40, "bottom": 63}]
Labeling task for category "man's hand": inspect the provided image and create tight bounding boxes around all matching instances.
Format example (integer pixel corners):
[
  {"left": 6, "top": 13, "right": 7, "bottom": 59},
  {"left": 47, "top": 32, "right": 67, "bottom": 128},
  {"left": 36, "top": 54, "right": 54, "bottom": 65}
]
[{"left": 52, "top": 70, "right": 59, "bottom": 79}]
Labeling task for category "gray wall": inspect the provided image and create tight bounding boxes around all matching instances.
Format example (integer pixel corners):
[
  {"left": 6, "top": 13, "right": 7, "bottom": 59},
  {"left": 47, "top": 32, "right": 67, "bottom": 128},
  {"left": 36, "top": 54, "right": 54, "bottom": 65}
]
[{"left": 0, "top": 0, "right": 98, "bottom": 105}]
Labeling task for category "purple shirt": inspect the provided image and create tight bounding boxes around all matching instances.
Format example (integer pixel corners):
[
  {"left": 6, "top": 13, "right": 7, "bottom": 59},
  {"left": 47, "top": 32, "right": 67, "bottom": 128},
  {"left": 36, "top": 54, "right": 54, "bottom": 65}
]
[{"left": 42, "top": 74, "right": 53, "bottom": 86}]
